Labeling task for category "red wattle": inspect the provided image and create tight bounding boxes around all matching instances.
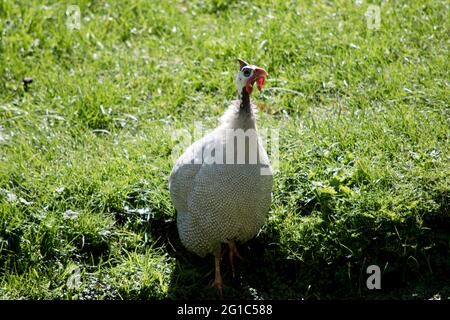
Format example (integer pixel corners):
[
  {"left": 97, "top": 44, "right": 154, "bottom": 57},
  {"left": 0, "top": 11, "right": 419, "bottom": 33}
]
[{"left": 257, "top": 77, "right": 265, "bottom": 91}]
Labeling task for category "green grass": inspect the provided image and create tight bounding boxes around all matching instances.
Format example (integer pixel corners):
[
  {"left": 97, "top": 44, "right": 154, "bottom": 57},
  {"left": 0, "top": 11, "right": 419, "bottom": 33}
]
[{"left": 0, "top": 0, "right": 449, "bottom": 299}]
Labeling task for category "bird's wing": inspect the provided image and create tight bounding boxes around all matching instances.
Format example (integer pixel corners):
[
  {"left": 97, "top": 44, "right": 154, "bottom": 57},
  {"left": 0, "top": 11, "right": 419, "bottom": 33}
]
[
  {"left": 169, "top": 127, "right": 227, "bottom": 212},
  {"left": 168, "top": 138, "right": 204, "bottom": 213}
]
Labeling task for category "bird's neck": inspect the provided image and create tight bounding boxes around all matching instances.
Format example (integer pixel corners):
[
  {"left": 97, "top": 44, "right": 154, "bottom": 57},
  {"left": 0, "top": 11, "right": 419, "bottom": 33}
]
[
  {"left": 219, "top": 89, "right": 256, "bottom": 130},
  {"left": 239, "top": 88, "right": 251, "bottom": 113}
]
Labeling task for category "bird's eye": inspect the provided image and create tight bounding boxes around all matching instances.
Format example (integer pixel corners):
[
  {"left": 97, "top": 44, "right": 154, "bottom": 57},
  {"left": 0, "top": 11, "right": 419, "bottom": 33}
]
[{"left": 243, "top": 69, "right": 252, "bottom": 77}]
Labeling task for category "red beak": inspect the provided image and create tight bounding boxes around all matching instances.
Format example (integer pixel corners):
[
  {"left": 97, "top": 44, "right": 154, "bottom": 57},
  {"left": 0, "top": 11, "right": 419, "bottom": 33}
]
[{"left": 245, "top": 67, "right": 268, "bottom": 94}]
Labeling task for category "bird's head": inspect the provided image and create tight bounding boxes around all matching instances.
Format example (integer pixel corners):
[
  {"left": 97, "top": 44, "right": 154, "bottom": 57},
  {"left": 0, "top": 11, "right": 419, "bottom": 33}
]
[{"left": 236, "top": 58, "right": 268, "bottom": 97}]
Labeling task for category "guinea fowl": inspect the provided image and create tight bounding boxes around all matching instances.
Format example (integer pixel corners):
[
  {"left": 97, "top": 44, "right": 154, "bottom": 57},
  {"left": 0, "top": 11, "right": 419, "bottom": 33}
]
[{"left": 169, "top": 59, "right": 273, "bottom": 295}]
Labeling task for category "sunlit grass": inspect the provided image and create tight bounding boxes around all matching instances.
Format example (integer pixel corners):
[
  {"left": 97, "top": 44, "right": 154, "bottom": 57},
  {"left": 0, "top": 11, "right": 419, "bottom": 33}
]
[{"left": 0, "top": 0, "right": 449, "bottom": 299}]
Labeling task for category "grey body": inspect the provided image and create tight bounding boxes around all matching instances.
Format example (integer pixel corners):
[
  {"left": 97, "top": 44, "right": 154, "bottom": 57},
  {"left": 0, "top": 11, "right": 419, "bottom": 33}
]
[{"left": 169, "top": 101, "right": 273, "bottom": 257}]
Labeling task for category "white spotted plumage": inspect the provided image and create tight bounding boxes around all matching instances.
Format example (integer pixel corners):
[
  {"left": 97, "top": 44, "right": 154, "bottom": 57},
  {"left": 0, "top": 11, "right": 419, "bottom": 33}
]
[{"left": 169, "top": 100, "right": 273, "bottom": 257}]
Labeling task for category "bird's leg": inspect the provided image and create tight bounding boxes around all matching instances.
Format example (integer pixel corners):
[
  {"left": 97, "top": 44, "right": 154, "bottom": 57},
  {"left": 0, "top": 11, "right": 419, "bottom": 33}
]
[
  {"left": 228, "top": 240, "right": 243, "bottom": 278},
  {"left": 212, "top": 247, "right": 224, "bottom": 299}
]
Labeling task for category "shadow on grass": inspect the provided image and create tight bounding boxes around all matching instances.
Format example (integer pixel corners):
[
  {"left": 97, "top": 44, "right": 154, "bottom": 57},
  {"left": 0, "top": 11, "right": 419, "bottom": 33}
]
[
  {"left": 146, "top": 216, "right": 304, "bottom": 300},
  {"left": 149, "top": 218, "right": 450, "bottom": 300}
]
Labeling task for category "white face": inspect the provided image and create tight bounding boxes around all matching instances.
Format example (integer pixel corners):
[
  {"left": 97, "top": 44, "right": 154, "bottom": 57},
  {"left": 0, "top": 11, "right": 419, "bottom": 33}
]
[{"left": 236, "top": 66, "right": 255, "bottom": 96}]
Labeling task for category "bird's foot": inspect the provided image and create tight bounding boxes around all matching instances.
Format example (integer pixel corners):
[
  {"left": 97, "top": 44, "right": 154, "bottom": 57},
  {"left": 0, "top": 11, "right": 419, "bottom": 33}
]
[
  {"left": 228, "top": 240, "right": 243, "bottom": 278},
  {"left": 210, "top": 278, "right": 224, "bottom": 299},
  {"left": 211, "top": 247, "right": 224, "bottom": 299}
]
